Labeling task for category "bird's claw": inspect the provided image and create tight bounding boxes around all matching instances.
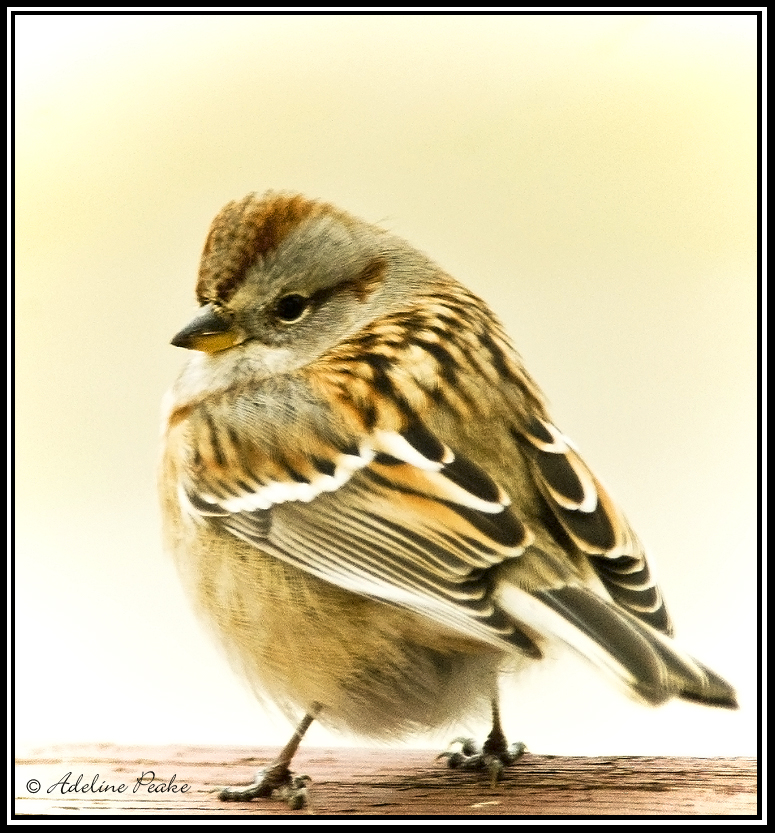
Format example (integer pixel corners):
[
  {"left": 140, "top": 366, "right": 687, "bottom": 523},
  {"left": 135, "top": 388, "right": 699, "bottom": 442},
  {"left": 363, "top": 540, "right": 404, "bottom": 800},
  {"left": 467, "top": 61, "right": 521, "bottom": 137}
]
[
  {"left": 439, "top": 738, "right": 527, "bottom": 786},
  {"left": 218, "top": 763, "right": 311, "bottom": 809},
  {"left": 272, "top": 774, "right": 311, "bottom": 810}
]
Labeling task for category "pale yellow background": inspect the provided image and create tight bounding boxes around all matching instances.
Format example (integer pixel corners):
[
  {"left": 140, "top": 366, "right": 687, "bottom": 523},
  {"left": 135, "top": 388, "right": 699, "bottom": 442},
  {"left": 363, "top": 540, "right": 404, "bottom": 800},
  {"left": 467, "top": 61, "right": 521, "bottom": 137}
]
[{"left": 16, "top": 14, "right": 757, "bottom": 758}]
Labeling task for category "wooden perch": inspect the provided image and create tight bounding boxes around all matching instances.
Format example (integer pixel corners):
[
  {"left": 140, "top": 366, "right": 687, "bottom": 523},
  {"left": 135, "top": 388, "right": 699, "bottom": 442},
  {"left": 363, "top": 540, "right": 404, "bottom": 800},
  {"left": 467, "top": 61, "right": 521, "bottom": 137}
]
[{"left": 15, "top": 744, "right": 757, "bottom": 817}]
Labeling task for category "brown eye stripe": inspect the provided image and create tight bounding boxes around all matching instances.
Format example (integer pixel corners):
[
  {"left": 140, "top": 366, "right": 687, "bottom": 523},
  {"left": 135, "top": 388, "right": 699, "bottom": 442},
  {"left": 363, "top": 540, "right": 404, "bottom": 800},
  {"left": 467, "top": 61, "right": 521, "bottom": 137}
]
[{"left": 340, "top": 257, "right": 387, "bottom": 303}]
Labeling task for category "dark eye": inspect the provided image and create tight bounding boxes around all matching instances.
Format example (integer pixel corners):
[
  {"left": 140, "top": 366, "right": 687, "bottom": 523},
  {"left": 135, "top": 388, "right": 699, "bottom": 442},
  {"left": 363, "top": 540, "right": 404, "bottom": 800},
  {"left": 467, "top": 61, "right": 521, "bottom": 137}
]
[{"left": 275, "top": 294, "right": 310, "bottom": 323}]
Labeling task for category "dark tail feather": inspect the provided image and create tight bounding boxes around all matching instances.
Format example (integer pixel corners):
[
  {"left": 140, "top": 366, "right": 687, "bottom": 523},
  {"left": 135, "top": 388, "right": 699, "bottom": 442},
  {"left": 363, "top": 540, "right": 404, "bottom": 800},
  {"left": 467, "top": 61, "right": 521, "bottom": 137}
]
[{"left": 534, "top": 586, "right": 738, "bottom": 709}]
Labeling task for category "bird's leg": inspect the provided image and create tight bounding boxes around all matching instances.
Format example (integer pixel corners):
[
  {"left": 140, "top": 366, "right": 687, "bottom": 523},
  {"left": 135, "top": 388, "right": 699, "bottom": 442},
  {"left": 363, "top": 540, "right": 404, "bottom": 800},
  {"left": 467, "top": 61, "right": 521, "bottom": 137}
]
[
  {"left": 218, "top": 702, "right": 322, "bottom": 810},
  {"left": 481, "top": 700, "right": 527, "bottom": 784},
  {"left": 439, "top": 698, "right": 527, "bottom": 786}
]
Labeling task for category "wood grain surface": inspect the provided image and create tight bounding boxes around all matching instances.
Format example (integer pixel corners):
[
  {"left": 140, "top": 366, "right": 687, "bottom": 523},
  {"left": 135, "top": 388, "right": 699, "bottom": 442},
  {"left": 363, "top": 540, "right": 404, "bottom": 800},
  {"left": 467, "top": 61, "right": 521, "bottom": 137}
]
[{"left": 14, "top": 744, "right": 758, "bottom": 817}]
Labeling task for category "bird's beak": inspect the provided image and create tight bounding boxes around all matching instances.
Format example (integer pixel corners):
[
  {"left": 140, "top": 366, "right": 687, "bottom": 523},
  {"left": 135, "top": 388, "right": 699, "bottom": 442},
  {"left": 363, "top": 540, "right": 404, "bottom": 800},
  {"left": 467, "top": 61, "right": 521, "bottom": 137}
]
[{"left": 171, "top": 304, "right": 241, "bottom": 353}]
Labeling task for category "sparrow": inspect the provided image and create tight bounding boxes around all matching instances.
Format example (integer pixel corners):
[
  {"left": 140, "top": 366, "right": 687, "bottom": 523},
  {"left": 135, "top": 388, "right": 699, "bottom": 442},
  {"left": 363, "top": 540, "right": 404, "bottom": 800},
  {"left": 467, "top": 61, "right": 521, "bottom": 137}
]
[{"left": 160, "top": 191, "right": 737, "bottom": 807}]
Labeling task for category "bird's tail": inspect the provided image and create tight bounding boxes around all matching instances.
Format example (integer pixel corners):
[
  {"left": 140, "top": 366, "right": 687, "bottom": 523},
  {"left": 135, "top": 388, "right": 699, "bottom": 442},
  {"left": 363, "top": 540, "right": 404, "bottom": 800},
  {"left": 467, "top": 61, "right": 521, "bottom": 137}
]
[{"left": 496, "top": 582, "right": 738, "bottom": 709}]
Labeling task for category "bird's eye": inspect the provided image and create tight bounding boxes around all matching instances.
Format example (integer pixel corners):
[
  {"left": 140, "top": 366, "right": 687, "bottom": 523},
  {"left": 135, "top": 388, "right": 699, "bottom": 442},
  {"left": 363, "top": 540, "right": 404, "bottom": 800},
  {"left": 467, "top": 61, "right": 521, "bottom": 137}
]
[{"left": 275, "top": 294, "right": 310, "bottom": 323}]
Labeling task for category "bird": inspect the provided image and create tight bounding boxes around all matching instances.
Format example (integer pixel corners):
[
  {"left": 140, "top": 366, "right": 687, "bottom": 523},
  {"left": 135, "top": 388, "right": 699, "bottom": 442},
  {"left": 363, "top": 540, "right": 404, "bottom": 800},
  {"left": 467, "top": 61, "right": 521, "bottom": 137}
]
[{"left": 159, "top": 191, "right": 737, "bottom": 808}]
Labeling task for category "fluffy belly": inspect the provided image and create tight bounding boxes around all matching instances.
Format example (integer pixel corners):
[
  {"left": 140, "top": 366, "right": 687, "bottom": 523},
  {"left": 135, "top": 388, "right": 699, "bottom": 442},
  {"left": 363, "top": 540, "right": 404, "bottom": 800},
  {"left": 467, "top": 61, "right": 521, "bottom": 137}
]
[{"left": 175, "top": 527, "right": 505, "bottom": 738}]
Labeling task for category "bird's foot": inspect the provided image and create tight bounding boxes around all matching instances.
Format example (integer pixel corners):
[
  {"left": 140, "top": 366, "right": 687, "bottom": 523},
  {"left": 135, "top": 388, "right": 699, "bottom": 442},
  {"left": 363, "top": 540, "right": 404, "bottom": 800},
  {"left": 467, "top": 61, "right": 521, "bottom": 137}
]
[
  {"left": 217, "top": 762, "right": 311, "bottom": 810},
  {"left": 438, "top": 736, "right": 527, "bottom": 787}
]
